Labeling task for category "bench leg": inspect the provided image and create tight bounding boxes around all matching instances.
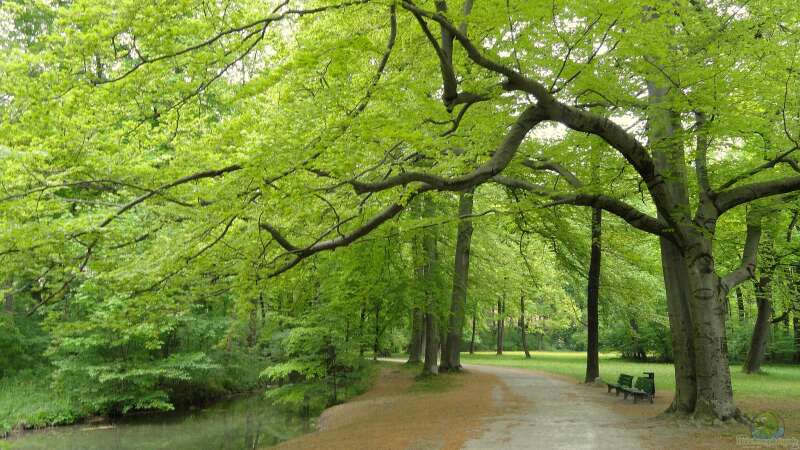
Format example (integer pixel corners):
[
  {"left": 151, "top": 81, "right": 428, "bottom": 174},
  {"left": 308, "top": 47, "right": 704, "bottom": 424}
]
[
  {"left": 633, "top": 395, "right": 638, "bottom": 404},
  {"left": 649, "top": 395, "right": 653, "bottom": 404},
  {"left": 608, "top": 386, "right": 612, "bottom": 393}
]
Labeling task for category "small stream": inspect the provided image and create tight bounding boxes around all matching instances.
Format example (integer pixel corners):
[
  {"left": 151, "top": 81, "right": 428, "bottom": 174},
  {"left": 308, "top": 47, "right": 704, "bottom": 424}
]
[{"left": 5, "top": 394, "right": 313, "bottom": 450}]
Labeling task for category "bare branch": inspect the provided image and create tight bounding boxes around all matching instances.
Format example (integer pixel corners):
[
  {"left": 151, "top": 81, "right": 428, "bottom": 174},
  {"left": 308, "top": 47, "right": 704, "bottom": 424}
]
[
  {"left": 98, "top": 165, "right": 242, "bottom": 228},
  {"left": 262, "top": 197, "right": 417, "bottom": 277},
  {"left": 718, "top": 145, "right": 800, "bottom": 190},
  {"left": 93, "top": 0, "right": 369, "bottom": 85},
  {"left": 521, "top": 158, "right": 583, "bottom": 188}
]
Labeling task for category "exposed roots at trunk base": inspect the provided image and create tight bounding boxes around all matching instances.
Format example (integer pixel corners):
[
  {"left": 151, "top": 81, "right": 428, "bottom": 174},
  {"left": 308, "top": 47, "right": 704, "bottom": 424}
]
[{"left": 659, "top": 403, "right": 748, "bottom": 426}]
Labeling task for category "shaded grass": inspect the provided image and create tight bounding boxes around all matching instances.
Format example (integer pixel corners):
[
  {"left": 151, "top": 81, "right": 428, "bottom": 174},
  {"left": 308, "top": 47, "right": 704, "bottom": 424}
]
[
  {"left": 0, "top": 369, "right": 80, "bottom": 437},
  {"left": 460, "top": 351, "right": 800, "bottom": 400},
  {"left": 388, "top": 361, "right": 461, "bottom": 394}
]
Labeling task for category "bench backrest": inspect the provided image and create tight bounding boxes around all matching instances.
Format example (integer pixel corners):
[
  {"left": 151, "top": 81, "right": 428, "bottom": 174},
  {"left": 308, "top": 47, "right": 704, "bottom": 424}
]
[
  {"left": 634, "top": 377, "right": 654, "bottom": 394},
  {"left": 617, "top": 374, "right": 633, "bottom": 387}
]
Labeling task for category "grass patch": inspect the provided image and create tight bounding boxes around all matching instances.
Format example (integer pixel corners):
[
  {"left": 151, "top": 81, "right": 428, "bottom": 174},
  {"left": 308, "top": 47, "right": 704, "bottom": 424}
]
[
  {"left": 408, "top": 372, "right": 462, "bottom": 394},
  {"left": 460, "top": 351, "right": 800, "bottom": 400},
  {"left": 0, "top": 369, "right": 81, "bottom": 437}
]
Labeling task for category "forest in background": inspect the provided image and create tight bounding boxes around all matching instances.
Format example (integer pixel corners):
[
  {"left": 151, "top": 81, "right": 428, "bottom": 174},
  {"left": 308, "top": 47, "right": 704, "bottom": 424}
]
[{"left": 2, "top": 0, "right": 800, "bottom": 435}]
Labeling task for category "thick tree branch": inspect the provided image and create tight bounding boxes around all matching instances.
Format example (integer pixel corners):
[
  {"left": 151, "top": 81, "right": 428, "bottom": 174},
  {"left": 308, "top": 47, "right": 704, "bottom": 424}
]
[
  {"left": 400, "top": 2, "right": 672, "bottom": 221},
  {"left": 350, "top": 105, "right": 547, "bottom": 194},
  {"left": 492, "top": 176, "right": 669, "bottom": 236},
  {"left": 721, "top": 217, "right": 762, "bottom": 293},
  {"left": 262, "top": 197, "right": 415, "bottom": 278},
  {"left": 715, "top": 176, "right": 800, "bottom": 214}
]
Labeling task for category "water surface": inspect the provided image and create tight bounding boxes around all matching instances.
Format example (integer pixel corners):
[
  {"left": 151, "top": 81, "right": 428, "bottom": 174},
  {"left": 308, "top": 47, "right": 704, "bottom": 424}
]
[{"left": 7, "top": 394, "right": 312, "bottom": 450}]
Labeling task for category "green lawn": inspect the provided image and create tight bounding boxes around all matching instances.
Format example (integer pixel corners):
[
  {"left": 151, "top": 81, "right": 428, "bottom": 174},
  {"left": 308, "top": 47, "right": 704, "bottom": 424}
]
[{"left": 460, "top": 351, "right": 800, "bottom": 400}]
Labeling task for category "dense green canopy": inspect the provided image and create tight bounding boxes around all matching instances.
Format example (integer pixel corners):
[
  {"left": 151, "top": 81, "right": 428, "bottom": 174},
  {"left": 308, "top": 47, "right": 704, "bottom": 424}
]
[{"left": 1, "top": 0, "right": 800, "bottom": 426}]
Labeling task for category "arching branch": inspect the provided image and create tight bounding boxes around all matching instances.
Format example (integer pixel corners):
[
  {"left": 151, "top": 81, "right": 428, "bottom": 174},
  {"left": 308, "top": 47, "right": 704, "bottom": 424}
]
[{"left": 492, "top": 176, "right": 668, "bottom": 237}]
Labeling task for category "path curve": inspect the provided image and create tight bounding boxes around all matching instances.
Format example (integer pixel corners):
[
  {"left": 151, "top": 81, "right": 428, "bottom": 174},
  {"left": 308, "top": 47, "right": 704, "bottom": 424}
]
[{"left": 459, "top": 363, "right": 645, "bottom": 450}]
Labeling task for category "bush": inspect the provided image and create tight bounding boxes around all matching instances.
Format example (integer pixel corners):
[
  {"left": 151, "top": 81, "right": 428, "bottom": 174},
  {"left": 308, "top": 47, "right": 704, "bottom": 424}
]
[{"left": 261, "top": 326, "right": 373, "bottom": 416}]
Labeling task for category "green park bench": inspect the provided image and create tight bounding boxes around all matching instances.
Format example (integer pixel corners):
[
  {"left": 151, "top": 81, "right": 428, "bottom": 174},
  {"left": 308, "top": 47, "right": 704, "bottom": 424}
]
[
  {"left": 621, "top": 376, "right": 655, "bottom": 404},
  {"left": 606, "top": 373, "right": 633, "bottom": 395}
]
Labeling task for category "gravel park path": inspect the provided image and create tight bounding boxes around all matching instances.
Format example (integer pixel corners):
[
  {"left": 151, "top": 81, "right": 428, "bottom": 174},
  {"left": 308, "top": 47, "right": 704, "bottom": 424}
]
[
  {"left": 460, "top": 363, "right": 644, "bottom": 450},
  {"left": 278, "top": 359, "right": 763, "bottom": 449}
]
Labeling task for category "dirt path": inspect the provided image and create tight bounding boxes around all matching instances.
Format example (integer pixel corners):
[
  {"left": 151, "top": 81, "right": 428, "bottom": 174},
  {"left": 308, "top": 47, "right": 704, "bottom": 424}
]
[
  {"left": 275, "top": 363, "right": 502, "bottom": 450},
  {"left": 460, "top": 364, "right": 645, "bottom": 449},
  {"left": 277, "top": 360, "right": 792, "bottom": 449},
  {"left": 277, "top": 361, "right": 653, "bottom": 449}
]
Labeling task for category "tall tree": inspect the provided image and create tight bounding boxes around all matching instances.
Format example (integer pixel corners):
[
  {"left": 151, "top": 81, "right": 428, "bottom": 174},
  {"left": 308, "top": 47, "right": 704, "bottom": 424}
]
[
  {"left": 584, "top": 208, "right": 601, "bottom": 383},
  {"left": 743, "top": 241, "right": 775, "bottom": 373},
  {"left": 441, "top": 189, "right": 475, "bottom": 371}
]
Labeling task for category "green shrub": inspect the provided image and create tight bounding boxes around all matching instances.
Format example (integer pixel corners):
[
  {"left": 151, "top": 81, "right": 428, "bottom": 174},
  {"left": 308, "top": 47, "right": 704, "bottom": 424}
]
[{"left": 261, "top": 326, "right": 373, "bottom": 416}]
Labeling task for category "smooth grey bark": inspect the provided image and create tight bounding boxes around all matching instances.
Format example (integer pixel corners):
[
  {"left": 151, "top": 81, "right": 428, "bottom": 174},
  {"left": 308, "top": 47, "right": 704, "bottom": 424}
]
[
  {"left": 647, "top": 81, "right": 699, "bottom": 416},
  {"left": 519, "top": 294, "right": 531, "bottom": 359},
  {"left": 685, "top": 257, "right": 738, "bottom": 419},
  {"left": 743, "top": 261, "right": 773, "bottom": 373},
  {"left": 421, "top": 196, "right": 440, "bottom": 376},
  {"left": 407, "top": 307, "right": 424, "bottom": 363},
  {"left": 585, "top": 207, "right": 601, "bottom": 383},
  {"left": 660, "top": 237, "right": 697, "bottom": 414},
  {"left": 423, "top": 312, "right": 440, "bottom": 375},
  {"left": 441, "top": 190, "right": 475, "bottom": 371}
]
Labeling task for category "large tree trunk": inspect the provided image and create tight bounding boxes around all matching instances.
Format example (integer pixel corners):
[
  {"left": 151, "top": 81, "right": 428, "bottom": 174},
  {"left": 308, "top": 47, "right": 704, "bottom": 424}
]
[
  {"left": 585, "top": 207, "right": 601, "bottom": 383},
  {"left": 441, "top": 190, "right": 475, "bottom": 371},
  {"left": 660, "top": 239, "right": 698, "bottom": 415},
  {"left": 686, "top": 243, "right": 738, "bottom": 421},
  {"left": 743, "top": 269, "right": 773, "bottom": 373},
  {"left": 519, "top": 294, "right": 531, "bottom": 359},
  {"left": 496, "top": 297, "right": 504, "bottom": 355},
  {"left": 421, "top": 196, "right": 440, "bottom": 376},
  {"left": 648, "top": 80, "right": 698, "bottom": 416},
  {"left": 407, "top": 307, "right": 424, "bottom": 363}
]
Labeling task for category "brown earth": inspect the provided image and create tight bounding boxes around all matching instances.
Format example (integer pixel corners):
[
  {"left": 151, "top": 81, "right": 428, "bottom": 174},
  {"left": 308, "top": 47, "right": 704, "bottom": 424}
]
[
  {"left": 276, "top": 362, "right": 800, "bottom": 450},
  {"left": 610, "top": 389, "right": 800, "bottom": 449},
  {"left": 275, "top": 363, "right": 507, "bottom": 450}
]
